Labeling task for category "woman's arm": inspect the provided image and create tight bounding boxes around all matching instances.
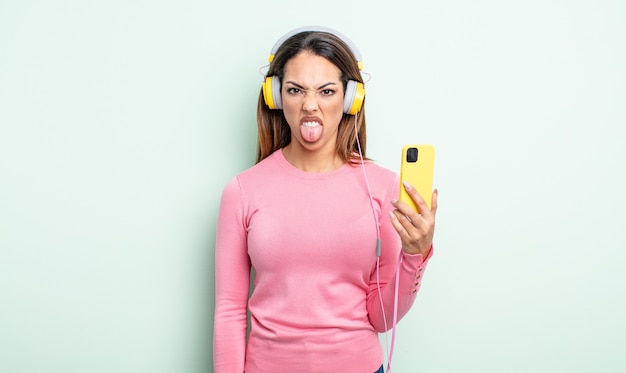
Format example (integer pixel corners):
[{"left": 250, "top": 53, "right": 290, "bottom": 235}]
[
  {"left": 366, "top": 179, "right": 437, "bottom": 332},
  {"left": 213, "top": 177, "right": 251, "bottom": 372}
]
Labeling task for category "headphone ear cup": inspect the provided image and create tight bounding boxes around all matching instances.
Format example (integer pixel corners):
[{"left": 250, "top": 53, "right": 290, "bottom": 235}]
[
  {"left": 262, "top": 76, "right": 283, "bottom": 110},
  {"left": 343, "top": 80, "right": 366, "bottom": 115}
]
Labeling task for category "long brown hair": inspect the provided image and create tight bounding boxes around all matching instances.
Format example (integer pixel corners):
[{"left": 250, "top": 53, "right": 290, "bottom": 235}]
[{"left": 256, "top": 30, "right": 368, "bottom": 164}]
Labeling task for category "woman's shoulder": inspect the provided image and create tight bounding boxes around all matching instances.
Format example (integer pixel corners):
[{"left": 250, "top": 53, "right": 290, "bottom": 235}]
[
  {"left": 360, "top": 160, "right": 398, "bottom": 180},
  {"left": 220, "top": 150, "right": 281, "bottom": 193},
  {"left": 219, "top": 154, "right": 277, "bottom": 203},
  {"left": 234, "top": 151, "right": 281, "bottom": 178},
  {"left": 345, "top": 159, "right": 399, "bottom": 197}
]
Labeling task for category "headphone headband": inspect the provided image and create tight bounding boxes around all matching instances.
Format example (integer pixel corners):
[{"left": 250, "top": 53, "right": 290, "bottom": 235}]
[{"left": 267, "top": 25, "right": 364, "bottom": 70}]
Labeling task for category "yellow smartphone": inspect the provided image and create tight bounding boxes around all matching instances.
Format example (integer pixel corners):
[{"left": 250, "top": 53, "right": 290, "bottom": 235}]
[{"left": 399, "top": 144, "right": 435, "bottom": 213}]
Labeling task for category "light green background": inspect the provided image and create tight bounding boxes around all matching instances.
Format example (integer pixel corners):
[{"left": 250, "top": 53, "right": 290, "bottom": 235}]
[{"left": 1, "top": 1, "right": 625, "bottom": 372}]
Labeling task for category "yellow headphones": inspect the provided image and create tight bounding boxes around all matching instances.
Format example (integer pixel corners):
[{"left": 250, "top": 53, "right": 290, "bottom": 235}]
[{"left": 262, "top": 26, "right": 366, "bottom": 115}]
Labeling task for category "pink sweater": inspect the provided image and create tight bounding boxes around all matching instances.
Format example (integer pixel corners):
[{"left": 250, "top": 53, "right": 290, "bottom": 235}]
[{"left": 214, "top": 149, "right": 431, "bottom": 372}]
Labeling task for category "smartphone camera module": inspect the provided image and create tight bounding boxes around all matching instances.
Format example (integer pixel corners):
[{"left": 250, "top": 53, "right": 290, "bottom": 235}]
[{"left": 406, "top": 147, "right": 418, "bottom": 163}]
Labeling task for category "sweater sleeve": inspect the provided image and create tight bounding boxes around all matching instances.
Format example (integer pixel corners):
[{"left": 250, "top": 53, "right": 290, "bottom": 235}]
[
  {"left": 213, "top": 177, "right": 251, "bottom": 372},
  {"left": 366, "top": 176, "right": 433, "bottom": 332}
]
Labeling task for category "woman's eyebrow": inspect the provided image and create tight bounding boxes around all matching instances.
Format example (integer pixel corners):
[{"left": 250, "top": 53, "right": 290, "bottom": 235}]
[{"left": 284, "top": 81, "right": 338, "bottom": 90}]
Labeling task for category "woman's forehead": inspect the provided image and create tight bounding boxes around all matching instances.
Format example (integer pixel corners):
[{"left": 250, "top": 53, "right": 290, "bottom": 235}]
[{"left": 283, "top": 52, "right": 342, "bottom": 84}]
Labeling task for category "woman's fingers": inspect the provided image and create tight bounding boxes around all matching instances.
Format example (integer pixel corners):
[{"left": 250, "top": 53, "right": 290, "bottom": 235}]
[
  {"left": 390, "top": 184, "right": 438, "bottom": 256},
  {"left": 402, "top": 181, "right": 431, "bottom": 216}
]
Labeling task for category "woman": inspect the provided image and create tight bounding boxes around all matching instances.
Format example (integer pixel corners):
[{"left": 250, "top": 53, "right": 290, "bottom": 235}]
[{"left": 214, "top": 26, "right": 438, "bottom": 373}]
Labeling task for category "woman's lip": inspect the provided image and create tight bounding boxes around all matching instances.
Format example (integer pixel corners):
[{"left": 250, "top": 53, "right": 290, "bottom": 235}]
[
  {"left": 300, "top": 117, "right": 323, "bottom": 126},
  {"left": 301, "top": 121, "right": 321, "bottom": 127}
]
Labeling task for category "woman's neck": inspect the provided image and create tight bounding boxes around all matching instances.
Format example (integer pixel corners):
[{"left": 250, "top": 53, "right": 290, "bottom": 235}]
[{"left": 282, "top": 144, "right": 344, "bottom": 173}]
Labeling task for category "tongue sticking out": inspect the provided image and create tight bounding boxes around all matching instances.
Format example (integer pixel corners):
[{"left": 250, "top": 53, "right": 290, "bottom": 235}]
[{"left": 301, "top": 122, "right": 322, "bottom": 142}]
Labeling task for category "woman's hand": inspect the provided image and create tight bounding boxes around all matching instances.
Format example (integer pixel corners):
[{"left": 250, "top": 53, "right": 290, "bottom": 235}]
[{"left": 389, "top": 181, "right": 438, "bottom": 257}]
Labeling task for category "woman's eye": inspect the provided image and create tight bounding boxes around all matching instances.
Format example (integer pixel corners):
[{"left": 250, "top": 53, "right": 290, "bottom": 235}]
[
  {"left": 320, "top": 89, "right": 335, "bottom": 96},
  {"left": 286, "top": 88, "right": 302, "bottom": 95}
]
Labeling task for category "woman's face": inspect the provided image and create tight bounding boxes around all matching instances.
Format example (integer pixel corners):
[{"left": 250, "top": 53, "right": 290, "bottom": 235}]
[{"left": 281, "top": 51, "right": 345, "bottom": 155}]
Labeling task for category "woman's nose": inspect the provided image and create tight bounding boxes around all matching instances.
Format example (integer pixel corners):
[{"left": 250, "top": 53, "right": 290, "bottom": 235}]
[{"left": 301, "top": 91, "right": 319, "bottom": 112}]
